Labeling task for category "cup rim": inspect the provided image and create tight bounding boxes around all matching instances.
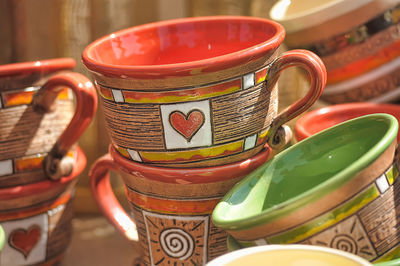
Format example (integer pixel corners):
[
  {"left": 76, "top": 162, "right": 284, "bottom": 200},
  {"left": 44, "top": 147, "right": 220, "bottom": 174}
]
[
  {"left": 82, "top": 16, "right": 285, "bottom": 79},
  {"left": 0, "top": 58, "right": 76, "bottom": 77},
  {"left": 212, "top": 114, "right": 398, "bottom": 229},
  {"left": 109, "top": 144, "right": 271, "bottom": 184},
  {"left": 0, "top": 146, "right": 86, "bottom": 200},
  {"left": 295, "top": 102, "right": 400, "bottom": 141},
  {"left": 206, "top": 244, "right": 372, "bottom": 265}
]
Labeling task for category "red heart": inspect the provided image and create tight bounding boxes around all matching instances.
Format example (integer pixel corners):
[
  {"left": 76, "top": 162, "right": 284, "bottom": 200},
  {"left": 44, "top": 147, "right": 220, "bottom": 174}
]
[
  {"left": 9, "top": 225, "right": 42, "bottom": 258},
  {"left": 169, "top": 109, "right": 205, "bottom": 141}
]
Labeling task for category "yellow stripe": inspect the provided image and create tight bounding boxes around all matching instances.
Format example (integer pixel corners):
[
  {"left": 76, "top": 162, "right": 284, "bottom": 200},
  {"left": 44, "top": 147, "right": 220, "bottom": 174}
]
[
  {"left": 124, "top": 86, "right": 240, "bottom": 104},
  {"left": 140, "top": 141, "right": 244, "bottom": 162}
]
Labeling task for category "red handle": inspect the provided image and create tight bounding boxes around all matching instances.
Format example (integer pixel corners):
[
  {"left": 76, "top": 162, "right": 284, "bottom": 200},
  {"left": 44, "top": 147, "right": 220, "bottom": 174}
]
[
  {"left": 266, "top": 49, "right": 326, "bottom": 149},
  {"left": 89, "top": 154, "right": 138, "bottom": 241},
  {"left": 33, "top": 72, "right": 98, "bottom": 180}
]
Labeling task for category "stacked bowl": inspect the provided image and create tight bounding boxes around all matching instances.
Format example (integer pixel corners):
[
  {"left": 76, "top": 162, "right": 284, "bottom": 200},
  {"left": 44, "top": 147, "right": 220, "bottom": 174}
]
[{"left": 270, "top": 0, "right": 400, "bottom": 104}]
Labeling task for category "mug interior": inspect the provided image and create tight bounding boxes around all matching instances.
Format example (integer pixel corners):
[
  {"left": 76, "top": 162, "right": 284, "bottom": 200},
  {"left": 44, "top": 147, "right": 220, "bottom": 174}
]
[
  {"left": 212, "top": 114, "right": 397, "bottom": 228},
  {"left": 84, "top": 17, "right": 280, "bottom": 66}
]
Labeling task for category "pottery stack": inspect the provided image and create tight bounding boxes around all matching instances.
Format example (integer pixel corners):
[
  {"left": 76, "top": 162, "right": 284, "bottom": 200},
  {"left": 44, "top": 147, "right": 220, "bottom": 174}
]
[
  {"left": 84, "top": 16, "right": 326, "bottom": 265},
  {"left": 0, "top": 58, "right": 97, "bottom": 265},
  {"left": 270, "top": 0, "right": 400, "bottom": 104}
]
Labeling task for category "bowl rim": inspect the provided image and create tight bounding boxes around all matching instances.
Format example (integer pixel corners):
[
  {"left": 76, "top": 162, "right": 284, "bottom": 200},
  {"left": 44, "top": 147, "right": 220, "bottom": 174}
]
[
  {"left": 212, "top": 113, "right": 398, "bottom": 230},
  {"left": 294, "top": 102, "right": 400, "bottom": 141},
  {"left": 269, "top": 0, "right": 372, "bottom": 33},
  {"left": 206, "top": 244, "right": 371, "bottom": 266}
]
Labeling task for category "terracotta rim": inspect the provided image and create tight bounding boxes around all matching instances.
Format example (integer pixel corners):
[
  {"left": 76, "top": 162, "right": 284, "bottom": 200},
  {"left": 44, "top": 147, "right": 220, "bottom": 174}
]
[
  {"left": 0, "top": 58, "right": 76, "bottom": 77},
  {"left": 82, "top": 16, "right": 285, "bottom": 79},
  {"left": 0, "top": 146, "right": 86, "bottom": 200},
  {"left": 109, "top": 145, "right": 271, "bottom": 183},
  {"left": 295, "top": 102, "right": 400, "bottom": 141}
]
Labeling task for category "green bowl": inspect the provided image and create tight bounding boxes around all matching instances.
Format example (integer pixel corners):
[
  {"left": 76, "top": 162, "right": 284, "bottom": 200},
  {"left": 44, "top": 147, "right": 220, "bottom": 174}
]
[{"left": 212, "top": 114, "right": 399, "bottom": 261}]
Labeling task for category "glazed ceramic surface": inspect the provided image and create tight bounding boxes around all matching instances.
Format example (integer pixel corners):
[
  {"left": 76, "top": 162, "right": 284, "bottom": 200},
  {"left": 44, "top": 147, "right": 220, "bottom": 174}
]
[
  {"left": 295, "top": 103, "right": 400, "bottom": 142},
  {"left": 82, "top": 16, "right": 326, "bottom": 168},
  {"left": 207, "top": 245, "right": 372, "bottom": 266},
  {"left": 0, "top": 147, "right": 86, "bottom": 266},
  {"left": 213, "top": 114, "right": 400, "bottom": 262},
  {"left": 0, "top": 58, "right": 97, "bottom": 182},
  {"left": 0, "top": 225, "right": 4, "bottom": 253},
  {"left": 90, "top": 145, "right": 270, "bottom": 265}
]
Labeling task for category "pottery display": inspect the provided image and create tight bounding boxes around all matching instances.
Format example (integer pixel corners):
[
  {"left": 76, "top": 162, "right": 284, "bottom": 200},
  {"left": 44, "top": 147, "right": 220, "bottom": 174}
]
[
  {"left": 212, "top": 114, "right": 400, "bottom": 263},
  {"left": 0, "top": 58, "right": 97, "bottom": 184},
  {"left": 89, "top": 145, "right": 270, "bottom": 265},
  {"left": 270, "top": 0, "right": 400, "bottom": 103},
  {"left": 207, "top": 244, "right": 373, "bottom": 266},
  {"left": 295, "top": 102, "right": 400, "bottom": 142},
  {"left": 82, "top": 16, "right": 326, "bottom": 168},
  {"left": 0, "top": 147, "right": 86, "bottom": 266}
]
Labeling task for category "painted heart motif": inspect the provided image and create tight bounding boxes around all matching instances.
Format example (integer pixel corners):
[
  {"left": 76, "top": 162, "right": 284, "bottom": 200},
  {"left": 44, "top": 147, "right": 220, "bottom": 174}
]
[
  {"left": 9, "top": 225, "right": 42, "bottom": 258},
  {"left": 169, "top": 109, "right": 205, "bottom": 141}
]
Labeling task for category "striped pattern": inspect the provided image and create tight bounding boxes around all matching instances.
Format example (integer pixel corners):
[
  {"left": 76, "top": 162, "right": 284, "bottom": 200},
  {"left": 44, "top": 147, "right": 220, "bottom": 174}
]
[
  {"left": 1, "top": 87, "right": 71, "bottom": 108},
  {"left": 0, "top": 151, "right": 75, "bottom": 178},
  {"left": 97, "top": 66, "right": 269, "bottom": 105},
  {"left": 236, "top": 162, "right": 400, "bottom": 262},
  {"left": 126, "top": 187, "right": 220, "bottom": 215},
  {"left": 99, "top": 65, "right": 276, "bottom": 166}
]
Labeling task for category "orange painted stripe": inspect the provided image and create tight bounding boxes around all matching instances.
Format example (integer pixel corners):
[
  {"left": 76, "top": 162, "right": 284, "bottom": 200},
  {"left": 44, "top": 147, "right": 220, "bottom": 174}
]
[
  {"left": 140, "top": 141, "right": 243, "bottom": 163},
  {"left": 2, "top": 87, "right": 71, "bottom": 108},
  {"left": 255, "top": 67, "right": 268, "bottom": 84},
  {"left": 126, "top": 189, "right": 220, "bottom": 214},
  {"left": 0, "top": 192, "right": 71, "bottom": 220},
  {"left": 3, "top": 89, "right": 35, "bottom": 107},
  {"left": 57, "top": 87, "right": 71, "bottom": 100},
  {"left": 327, "top": 39, "right": 400, "bottom": 84},
  {"left": 121, "top": 78, "right": 241, "bottom": 103},
  {"left": 15, "top": 155, "right": 44, "bottom": 172},
  {"left": 99, "top": 86, "right": 113, "bottom": 100}
]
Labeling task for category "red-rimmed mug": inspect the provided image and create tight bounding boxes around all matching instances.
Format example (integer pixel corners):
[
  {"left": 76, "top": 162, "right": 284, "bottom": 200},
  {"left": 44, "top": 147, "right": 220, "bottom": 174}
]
[
  {"left": 0, "top": 147, "right": 86, "bottom": 266},
  {"left": 89, "top": 145, "right": 270, "bottom": 265},
  {"left": 0, "top": 58, "right": 97, "bottom": 183},
  {"left": 82, "top": 16, "right": 326, "bottom": 168}
]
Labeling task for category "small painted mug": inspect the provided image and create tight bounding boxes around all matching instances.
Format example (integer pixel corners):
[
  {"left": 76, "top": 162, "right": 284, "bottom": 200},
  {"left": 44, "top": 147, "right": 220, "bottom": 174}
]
[
  {"left": 89, "top": 145, "right": 270, "bottom": 265},
  {"left": 0, "top": 147, "right": 86, "bottom": 266},
  {"left": 0, "top": 58, "right": 97, "bottom": 183},
  {"left": 213, "top": 114, "right": 400, "bottom": 263},
  {"left": 82, "top": 16, "right": 326, "bottom": 168}
]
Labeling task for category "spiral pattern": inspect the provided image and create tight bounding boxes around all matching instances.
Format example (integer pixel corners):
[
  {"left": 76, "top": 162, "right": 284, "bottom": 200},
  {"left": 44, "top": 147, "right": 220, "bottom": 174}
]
[
  {"left": 330, "top": 234, "right": 358, "bottom": 254},
  {"left": 160, "top": 228, "right": 194, "bottom": 260}
]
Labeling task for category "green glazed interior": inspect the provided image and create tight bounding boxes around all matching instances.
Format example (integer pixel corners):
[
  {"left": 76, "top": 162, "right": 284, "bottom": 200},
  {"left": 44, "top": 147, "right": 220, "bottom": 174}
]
[{"left": 212, "top": 114, "right": 398, "bottom": 230}]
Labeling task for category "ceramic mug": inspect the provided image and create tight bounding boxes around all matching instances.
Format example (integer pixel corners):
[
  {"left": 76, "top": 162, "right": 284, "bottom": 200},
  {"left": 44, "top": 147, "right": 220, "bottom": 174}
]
[
  {"left": 0, "top": 147, "right": 86, "bottom": 266},
  {"left": 0, "top": 58, "right": 97, "bottom": 184},
  {"left": 82, "top": 16, "right": 326, "bottom": 168},
  {"left": 207, "top": 244, "right": 373, "bottom": 266},
  {"left": 295, "top": 102, "right": 400, "bottom": 142},
  {"left": 212, "top": 114, "right": 400, "bottom": 263},
  {"left": 89, "top": 145, "right": 270, "bottom": 265}
]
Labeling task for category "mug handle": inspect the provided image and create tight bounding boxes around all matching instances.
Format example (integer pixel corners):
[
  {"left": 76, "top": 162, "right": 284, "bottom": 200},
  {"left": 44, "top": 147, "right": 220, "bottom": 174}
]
[
  {"left": 266, "top": 49, "right": 326, "bottom": 149},
  {"left": 33, "top": 72, "right": 98, "bottom": 180},
  {"left": 89, "top": 154, "right": 138, "bottom": 241}
]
